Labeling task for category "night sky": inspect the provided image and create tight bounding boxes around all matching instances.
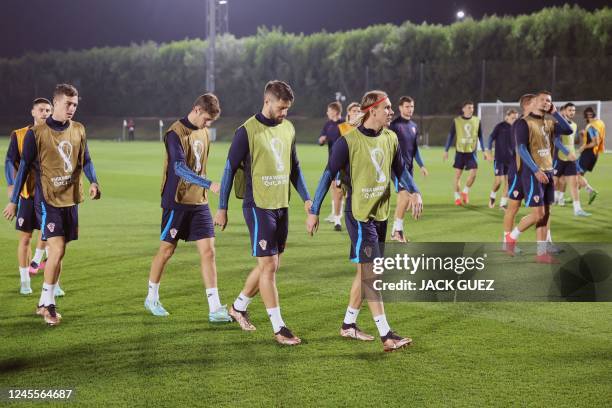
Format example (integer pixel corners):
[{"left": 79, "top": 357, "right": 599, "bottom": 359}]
[{"left": 1, "top": 0, "right": 608, "bottom": 58}]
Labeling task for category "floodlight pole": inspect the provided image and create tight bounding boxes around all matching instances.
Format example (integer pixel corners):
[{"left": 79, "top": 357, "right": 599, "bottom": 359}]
[{"left": 206, "top": 0, "right": 216, "bottom": 93}]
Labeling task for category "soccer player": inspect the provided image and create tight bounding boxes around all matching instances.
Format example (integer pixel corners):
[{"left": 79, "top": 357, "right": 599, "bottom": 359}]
[
  {"left": 552, "top": 103, "right": 587, "bottom": 216},
  {"left": 318, "top": 101, "right": 345, "bottom": 231},
  {"left": 144, "top": 94, "right": 231, "bottom": 322},
  {"left": 443, "top": 101, "right": 484, "bottom": 205},
  {"left": 214, "top": 80, "right": 312, "bottom": 346},
  {"left": 2, "top": 84, "right": 101, "bottom": 325},
  {"left": 307, "top": 90, "right": 423, "bottom": 352},
  {"left": 389, "top": 96, "right": 428, "bottom": 242},
  {"left": 5, "top": 98, "right": 54, "bottom": 295},
  {"left": 485, "top": 109, "right": 519, "bottom": 209},
  {"left": 505, "top": 91, "right": 573, "bottom": 263},
  {"left": 576, "top": 107, "right": 605, "bottom": 205},
  {"left": 503, "top": 94, "right": 535, "bottom": 254}
]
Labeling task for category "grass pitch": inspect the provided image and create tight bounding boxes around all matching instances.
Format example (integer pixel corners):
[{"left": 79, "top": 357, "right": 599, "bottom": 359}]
[{"left": 1, "top": 140, "right": 611, "bottom": 407}]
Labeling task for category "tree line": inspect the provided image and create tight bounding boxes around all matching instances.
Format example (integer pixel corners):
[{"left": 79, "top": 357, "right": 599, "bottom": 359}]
[{"left": 0, "top": 5, "right": 610, "bottom": 118}]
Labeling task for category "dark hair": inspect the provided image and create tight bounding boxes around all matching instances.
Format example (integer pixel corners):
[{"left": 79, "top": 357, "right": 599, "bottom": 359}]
[
  {"left": 193, "top": 93, "right": 221, "bottom": 118},
  {"left": 327, "top": 101, "right": 342, "bottom": 114},
  {"left": 462, "top": 100, "right": 474, "bottom": 108},
  {"left": 53, "top": 83, "right": 78, "bottom": 99},
  {"left": 584, "top": 107, "right": 596, "bottom": 118},
  {"left": 32, "top": 97, "right": 51, "bottom": 107},
  {"left": 561, "top": 102, "right": 575, "bottom": 110},
  {"left": 399, "top": 96, "right": 414, "bottom": 105},
  {"left": 264, "top": 80, "right": 294, "bottom": 102},
  {"left": 536, "top": 90, "right": 552, "bottom": 96},
  {"left": 519, "top": 93, "right": 535, "bottom": 109}
]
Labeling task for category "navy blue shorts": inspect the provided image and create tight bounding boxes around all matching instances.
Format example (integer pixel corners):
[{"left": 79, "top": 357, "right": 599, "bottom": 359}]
[
  {"left": 578, "top": 151, "right": 597, "bottom": 173},
  {"left": 16, "top": 196, "right": 39, "bottom": 232},
  {"left": 243, "top": 207, "right": 288, "bottom": 257},
  {"left": 522, "top": 170, "right": 554, "bottom": 207},
  {"left": 37, "top": 201, "right": 79, "bottom": 243},
  {"left": 345, "top": 211, "right": 387, "bottom": 264},
  {"left": 393, "top": 167, "right": 413, "bottom": 193},
  {"left": 507, "top": 166, "right": 524, "bottom": 201},
  {"left": 494, "top": 160, "right": 510, "bottom": 176},
  {"left": 553, "top": 159, "right": 577, "bottom": 177},
  {"left": 160, "top": 205, "right": 215, "bottom": 243},
  {"left": 453, "top": 152, "right": 478, "bottom": 170}
]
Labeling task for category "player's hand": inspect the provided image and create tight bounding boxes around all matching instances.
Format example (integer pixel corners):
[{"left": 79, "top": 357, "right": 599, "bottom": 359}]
[
  {"left": 567, "top": 152, "right": 577, "bottom": 161},
  {"left": 304, "top": 200, "right": 313, "bottom": 214},
  {"left": 7, "top": 185, "right": 13, "bottom": 200},
  {"left": 306, "top": 213, "right": 319, "bottom": 236},
  {"left": 3, "top": 202, "right": 17, "bottom": 221},
  {"left": 89, "top": 183, "right": 101, "bottom": 200},
  {"left": 318, "top": 136, "right": 327, "bottom": 146},
  {"left": 535, "top": 170, "right": 549, "bottom": 184},
  {"left": 549, "top": 103, "right": 557, "bottom": 115},
  {"left": 214, "top": 209, "right": 228, "bottom": 231},
  {"left": 443, "top": 151, "right": 448, "bottom": 161},
  {"left": 209, "top": 182, "right": 221, "bottom": 194},
  {"left": 408, "top": 193, "right": 423, "bottom": 220},
  {"left": 420, "top": 167, "right": 429, "bottom": 177},
  {"left": 484, "top": 151, "right": 492, "bottom": 161}
]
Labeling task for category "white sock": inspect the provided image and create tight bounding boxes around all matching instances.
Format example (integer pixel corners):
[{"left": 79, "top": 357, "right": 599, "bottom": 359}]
[
  {"left": 32, "top": 249, "right": 45, "bottom": 264},
  {"left": 343, "top": 306, "right": 359, "bottom": 325},
  {"left": 546, "top": 230, "right": 552, "bottom": 243},
  {"left": 554, "top": 191, "right": 560, "bottom": 202},
  {"left": 463, "top": 186, "right": 470, "bottom": 194},
  {"left": 490, "top": 191, "right": 496, "bottom": 199},
  {"left": 206, "top": 288, "right": 222, "bottom": 312},
  {"left": 510, "top": 227, "right": 521, "bottom": 240},
  {"left": 393, "top": 218, "right": 403, "bottom": 232},
  {"left": 330, "top": 200, "right": 336, "bottom": 216},
  {"left": 147, "top": 281, "right": 160, "bottom": 303},
  {"left": 41, "top": 282, "right": 55, "bottom": 306},
  {"left": 19, "top": 267, "right": 30, "bottom": 283},
  {"left": 267, "top": 307, "right": 285, "bottom": 333},
  {"left": 454, "top": 192, "right": 461, "bottom": 200},
  {"left": 500, "top": 197, "right": 508, "bottom": 206},
  {"left": 334, "top": 215, "right": 342, "bottom": 225},
  {"left": 373, "top": 314, "right": 391, "bottom": 336},
  {"left": 233, "top": 292, "right": 252, "bottom": 312},
  {"left": 340, "top": 199, "right": 345, "bottom": 214},
  {"left": 573, "top": 201, "right": 582, "bottom": 213},
  {"left": 537, "top": 241, "right": 547, "bottom": 256},
  {"left": 559, "top": 192, "right": 565, "bottom": 202}
]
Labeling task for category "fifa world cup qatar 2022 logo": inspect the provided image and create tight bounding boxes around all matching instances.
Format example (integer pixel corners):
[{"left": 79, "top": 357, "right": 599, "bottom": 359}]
[
  {"left": 369, "top": 147, "right": 386, "bottom": 183},
  {"left": 269, "top": 137, "right": 285, "bottom": 172},
  {"left": 192, "top": 140, "right": 204, "bottom": 173},
  {"left": 57, "top": 141, "right": 73, "bottom": 173},
  {"left": 464, "top": 123, "right": 473, "bottom": 140}
]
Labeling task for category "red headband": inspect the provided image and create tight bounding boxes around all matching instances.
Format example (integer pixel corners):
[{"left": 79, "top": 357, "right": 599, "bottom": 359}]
[{"left": 361, "top": 97, "right": 387, "bottom": 112}]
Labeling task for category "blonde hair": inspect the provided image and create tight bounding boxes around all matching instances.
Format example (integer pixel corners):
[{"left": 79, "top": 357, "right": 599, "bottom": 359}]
[
  {"left": 345, "top": 102, "right": 360, "bottom": 122},
  {"left": 350, "top": 90, "right": 387, "bottom": 127}
]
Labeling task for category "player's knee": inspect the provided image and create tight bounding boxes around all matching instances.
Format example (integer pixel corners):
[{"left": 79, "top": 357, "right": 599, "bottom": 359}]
[
  {"left": 200, "top": 245, "right": 215, "bottom": 260},
  {"left": 534, "top": 209, "right": 547, "bottom": 227},
  {"left": 158, "top": 245, "right": 175, "bottom": 261},
  {"left": 260, "top": 258, "right": 279, "bottom": 275},
  {"left": 50, "top": 245, "right": 65, "bottom": 259},
  {"left": 19, "top": 235, "right": 32, "bottom": 247}
]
